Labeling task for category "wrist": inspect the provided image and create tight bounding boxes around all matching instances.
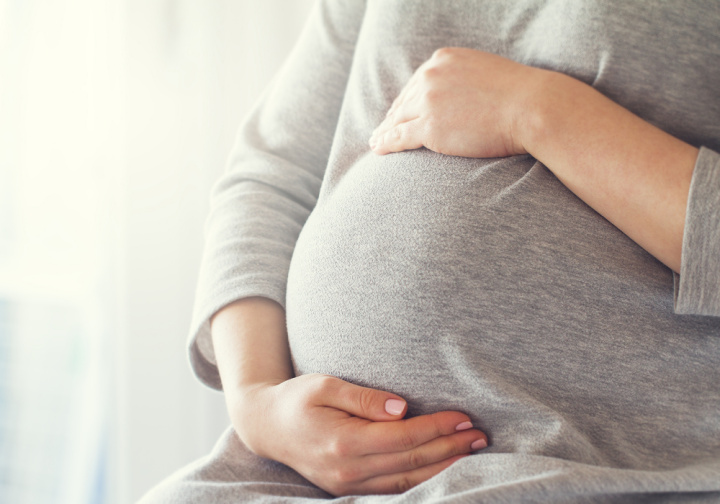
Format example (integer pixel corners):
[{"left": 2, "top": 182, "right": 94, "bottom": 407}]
[
  {"left": 240, "top": 379, "right": 286, "bottom": 403},
  {"left": 226, "top": 380, "right": 281, "bottom": 456},
  {"left": 515, "top": 69, "right": 588, "bottom": 159}
]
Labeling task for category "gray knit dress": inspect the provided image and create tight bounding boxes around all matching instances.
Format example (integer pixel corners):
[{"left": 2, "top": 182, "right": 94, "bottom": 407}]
[{"left": 142, "top": 1, "right": 720, "bottom": 502}]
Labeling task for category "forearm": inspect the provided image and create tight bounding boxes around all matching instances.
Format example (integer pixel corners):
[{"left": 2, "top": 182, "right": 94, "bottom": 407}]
[
  {"left": 370, "top": 48, "right": 699, "bottom": 273},
  {"left": 521, "top": 72, "right": 699, "bottom": 273},
  {"left": 210, "top": 297, "right": 293, "bottom": 395}
]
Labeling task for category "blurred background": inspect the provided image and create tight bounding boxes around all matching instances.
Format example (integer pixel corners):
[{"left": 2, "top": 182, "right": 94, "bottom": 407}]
[{"left": 0, "top": 0, "right": 314, "bottom": 502}]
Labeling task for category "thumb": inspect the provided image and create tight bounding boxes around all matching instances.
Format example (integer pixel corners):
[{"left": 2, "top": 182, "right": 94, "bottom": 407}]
[{"left": 316, "top": 376, "right": 407, "bottom": 421}]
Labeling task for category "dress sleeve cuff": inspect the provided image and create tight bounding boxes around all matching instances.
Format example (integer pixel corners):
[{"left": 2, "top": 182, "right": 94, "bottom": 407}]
[{"left": 674, "top": 146, "right": 720, "bottom": 316}]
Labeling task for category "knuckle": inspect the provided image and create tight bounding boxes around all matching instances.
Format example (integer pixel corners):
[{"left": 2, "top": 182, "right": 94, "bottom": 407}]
[
  {"left": 331, "top": 466, "right": 355, "bottom": 485},
  {"left": 326, "top": 436, "right": 350, "bottom": 458},
  {"left": 407, "top": 449, "right": 427, "bottom": 469},
  {"left": 447, "top": 436, "right": 467, "bottom": 456},
  {"left": 424, "top": 415, "right": 450, "bottom": 440},
  {"left": 383, "top": 127, "right": 402, "bottom": 145},
  {"left": 394, "top": 475, "right": 414, "bottom": 494},
  {"left": 420, "top": 65, "right": 442, "bottom": 82},
  {"left": 309, "top": 374, "right": 336, "bottom": 397},
  {"left": 357, "top": 387, "right": 376, "bottom": 416},
  {"left": 398, "top": 431, "right": 417, "bottom": 451},
  {"left": 315, "top": 373, "right": 336, "bottom": 389},
  {"left": 429, "top": 413, "right": 444, "bottom": 436},
  {"left": 422, "top": 88, "right": 441, "bottom": 106},
  {"left": 423, "top": 115, "right": 440, "bottom": 136},
  {"left": 432, "top": 47, "right": 456, "bottom": 60}
]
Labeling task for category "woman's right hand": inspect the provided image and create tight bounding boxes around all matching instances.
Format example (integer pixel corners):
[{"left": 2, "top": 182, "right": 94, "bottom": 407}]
[{"left": 228, "top": 373, "right": 488, "bottom": 497}]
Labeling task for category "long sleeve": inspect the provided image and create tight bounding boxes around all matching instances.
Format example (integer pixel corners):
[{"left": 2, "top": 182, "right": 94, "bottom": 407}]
[
  {"left": 675, "top": 146, "right": 720, "bottom": 317},
  {"left": 188, "top": 0, "right": 367, "bottom": 390}
]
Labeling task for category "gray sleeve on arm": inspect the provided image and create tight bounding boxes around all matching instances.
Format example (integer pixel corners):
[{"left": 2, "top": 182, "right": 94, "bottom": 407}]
[
  {"left": 674, "top": 146, "right": 720, "bottom": 317},
  {"left": 187, "top": 0, "right": 367, "bottom": 390}
]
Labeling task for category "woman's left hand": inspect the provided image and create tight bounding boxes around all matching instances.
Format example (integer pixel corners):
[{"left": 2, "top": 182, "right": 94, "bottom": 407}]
[
  {"left": 369, "top": 48, "right": 543, "bottom": 158},
  {"left": 370, "top": 47, "right": 697, "bottom": 274}
]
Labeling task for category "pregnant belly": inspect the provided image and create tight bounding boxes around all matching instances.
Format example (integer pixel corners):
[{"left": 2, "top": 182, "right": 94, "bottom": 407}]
[
  {"left": 284, "top": 149, "right": 720, "bottom": 469},
  {"left": 287, "top": 150, "right": 545, "bottom": 399},
  {"left": 288, "top": 150, "right": 616, "bottom": 397}
]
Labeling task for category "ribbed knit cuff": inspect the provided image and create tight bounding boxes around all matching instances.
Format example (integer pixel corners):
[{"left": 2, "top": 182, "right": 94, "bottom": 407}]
[{"left": 674, "top": 146, "right": 720, "bottom": 316}]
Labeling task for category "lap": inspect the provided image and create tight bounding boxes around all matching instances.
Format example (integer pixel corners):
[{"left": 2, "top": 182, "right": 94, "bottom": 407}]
[
  {"left": 138, "top": 426, "right": 720, "bottom": 504},
  {"left": 137, "top": 426, "right": 331, "bottom": 504}
]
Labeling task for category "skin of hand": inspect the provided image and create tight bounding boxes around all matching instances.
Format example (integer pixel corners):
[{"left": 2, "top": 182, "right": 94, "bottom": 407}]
[
  {"left": 370, "top": 47, "right": 699, "bottom": 273},
  {"left": 212, "top": 297, "right": 488, "bottom": 497},
  {"left": 370, "top": 48, "right": 532, "bottom": 159}
]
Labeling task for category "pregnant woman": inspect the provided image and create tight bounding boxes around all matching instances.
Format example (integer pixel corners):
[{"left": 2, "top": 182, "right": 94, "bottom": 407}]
[{"left": 141, "top": 1, "right": 720, "bottom": 502}]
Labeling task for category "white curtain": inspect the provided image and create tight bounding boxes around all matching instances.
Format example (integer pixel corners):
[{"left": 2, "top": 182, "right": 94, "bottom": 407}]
[{"left": 0, "top": 1, "right": 314, "bottom": 502}]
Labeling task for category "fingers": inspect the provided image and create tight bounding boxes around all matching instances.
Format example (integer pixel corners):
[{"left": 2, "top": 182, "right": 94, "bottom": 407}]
[
  {"left": 385, "top": 63, "right": 425, "bottom": 118},
  {"left": 309, "top": 374, "right": 408, "bottom": 421},
  {"left": 324, "top": 428, "right": 485, "bottom": 496},
  {"left": 370, "top": 118, "right": 425, "bottom": 155},
  {"left": 308, "top": 374, "right": 489, "bottom": 452},
  {"left": 362, "top": 428, "right": 485, "bottom": 479},
  {"left": 385, "top": 77, "right": 422, "bottom": 122},
  {"left": 361, "top": 410, "right": 487, "bottom": 454},
  {"left": 357, "top": 455, "right": 468, "bottom": 495},
  {"left": 318, "top": 416, "right": 487, "bottom": 495},
  {"left": 371, "top": 73, "right": 424, "bottom": 154},
  {"left": 291, "top": 375, "right": 490, "bottom": 497}
]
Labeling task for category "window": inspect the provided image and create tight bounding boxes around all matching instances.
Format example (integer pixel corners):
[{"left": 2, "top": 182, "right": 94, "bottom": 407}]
[
  {"left": 0, "top": 1, "right": 313, "bottom": 501},
  {"left": 0, "top": 1, "right": 119, "bottom": 502}
]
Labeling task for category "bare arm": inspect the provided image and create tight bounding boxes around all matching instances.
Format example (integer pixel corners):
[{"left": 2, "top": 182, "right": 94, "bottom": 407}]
[
  {"left": 211, "top": 297, "right": 488, "bottom": 496},
  {"left": 520, "top": 71, "right": 696, "bottom": 273},
  {"left": 211, "top": 297, "right": 293, "bottom": 393},
  {"left": 369, "top": 48, "right": 699, "bottom": 273}
]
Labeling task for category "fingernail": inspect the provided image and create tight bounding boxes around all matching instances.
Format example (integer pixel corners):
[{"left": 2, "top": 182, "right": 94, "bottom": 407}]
[
  {"left": 385, "top": 399, "right": 406, "bottom": 415},
  {"left": 471, "top": 439, "right": 488, "bottom": 450},
  {"left": 455, "top": 421, "right": 473, "bottom": 431}
]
